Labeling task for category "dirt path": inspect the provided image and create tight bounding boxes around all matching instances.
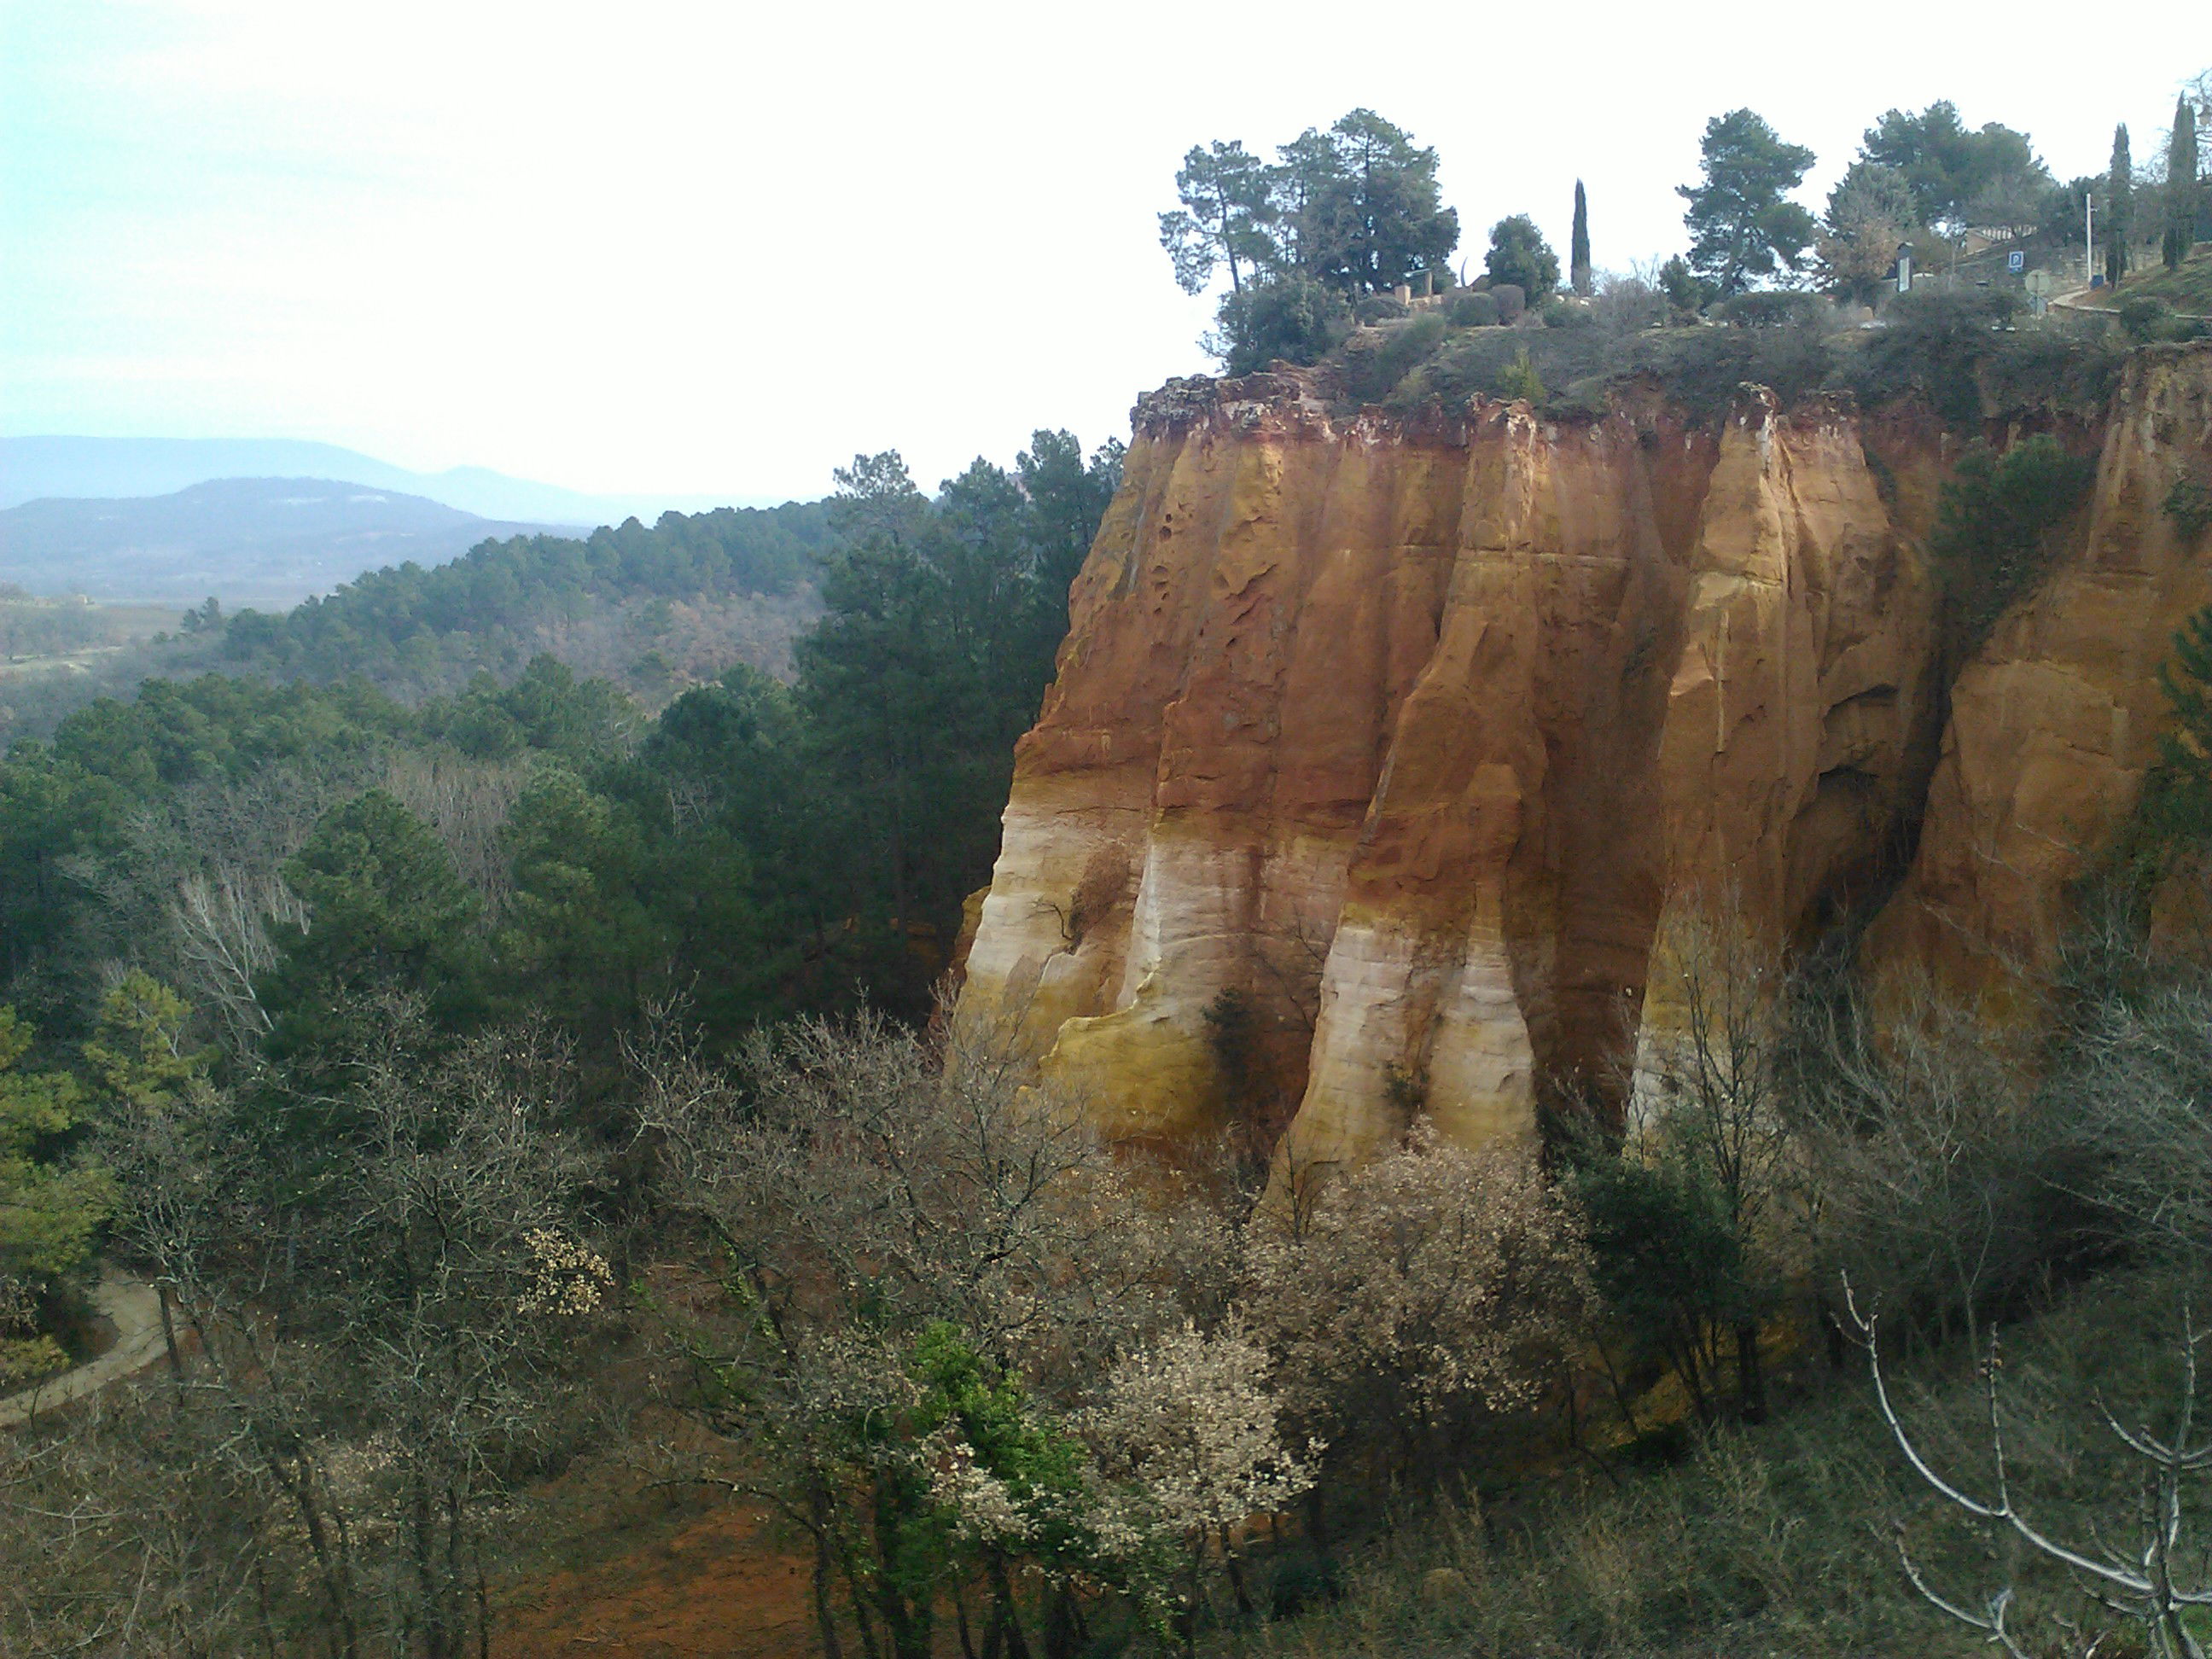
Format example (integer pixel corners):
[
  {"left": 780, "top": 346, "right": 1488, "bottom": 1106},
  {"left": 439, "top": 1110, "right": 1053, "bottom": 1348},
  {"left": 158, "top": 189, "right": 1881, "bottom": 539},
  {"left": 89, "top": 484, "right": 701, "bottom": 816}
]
[{"left": 0, "top": 1274, "right": 166, "bottom": 1429}]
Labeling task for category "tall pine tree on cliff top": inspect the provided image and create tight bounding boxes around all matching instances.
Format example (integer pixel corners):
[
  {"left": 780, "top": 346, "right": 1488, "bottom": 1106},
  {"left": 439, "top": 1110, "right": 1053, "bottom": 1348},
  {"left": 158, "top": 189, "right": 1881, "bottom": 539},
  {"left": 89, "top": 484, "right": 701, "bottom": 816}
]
[
  {"left": 2165, "top": 96, "right": 2198, "bottom": 271},
  {"left": 1571, "top": 180, "right": 1592, "bottom": 296},
  {"left": 2108, "top": 125, "right": 2133, "bottom": 286},
  {"left": 1679, "top": 109, "right": 1818, "bottom": 298}
]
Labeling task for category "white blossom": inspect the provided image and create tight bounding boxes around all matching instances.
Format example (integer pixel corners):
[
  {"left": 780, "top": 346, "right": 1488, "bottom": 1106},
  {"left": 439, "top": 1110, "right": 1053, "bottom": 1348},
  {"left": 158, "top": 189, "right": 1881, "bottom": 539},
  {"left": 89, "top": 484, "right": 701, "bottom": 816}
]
[
  {"left": 515, "top": 1226, "right": 613, "bottom": 1316},
  {"left": 1085, "top": 1318, "right": 1313, "bottom": 1544}
]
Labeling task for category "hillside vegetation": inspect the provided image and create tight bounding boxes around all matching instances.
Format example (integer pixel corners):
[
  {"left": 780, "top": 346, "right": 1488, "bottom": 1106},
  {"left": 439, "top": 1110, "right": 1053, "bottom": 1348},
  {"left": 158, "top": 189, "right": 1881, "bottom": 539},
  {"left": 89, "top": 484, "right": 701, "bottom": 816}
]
[
  {"left": 3, "top": 62, "right": 2212, "bottom": 1659},
  {"left": 218, "top": 498, "right": 837, "bottom": 696},
  {"left": 0, "top": 498, "right": 835, "bottom": 742}
]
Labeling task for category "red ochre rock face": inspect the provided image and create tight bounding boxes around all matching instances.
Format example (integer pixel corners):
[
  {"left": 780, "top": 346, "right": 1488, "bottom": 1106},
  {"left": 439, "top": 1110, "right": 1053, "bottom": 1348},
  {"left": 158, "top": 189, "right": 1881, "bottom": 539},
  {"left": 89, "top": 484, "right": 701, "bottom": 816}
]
[{"left": 954, "top": 346, "right": 2212, "bottom": 1180}]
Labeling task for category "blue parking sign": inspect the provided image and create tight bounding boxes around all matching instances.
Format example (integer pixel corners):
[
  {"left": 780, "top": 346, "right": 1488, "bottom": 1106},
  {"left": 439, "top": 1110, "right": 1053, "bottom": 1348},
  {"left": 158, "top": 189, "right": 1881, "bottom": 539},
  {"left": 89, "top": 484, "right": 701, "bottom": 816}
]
[{"left": 2008, "top": 250, "right": 2024, "bottom": 273}]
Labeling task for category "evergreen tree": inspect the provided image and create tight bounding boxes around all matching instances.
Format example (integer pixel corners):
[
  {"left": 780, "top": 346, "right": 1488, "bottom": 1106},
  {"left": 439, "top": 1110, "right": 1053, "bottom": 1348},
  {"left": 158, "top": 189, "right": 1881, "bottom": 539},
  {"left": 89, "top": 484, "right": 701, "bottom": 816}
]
[
  {"left": 1484, "top": 214, "right": 1561, "bottom": 301},
  {"left": 259, "top": 789, "right": 486, "bottom": 1070},
  {"left": 1857, "top": 102, "right": 2052, "bottom": 233},
  {"left": 1158, "top": 140, "right": 1279, "bottom": 297},
  {"left": 1278, "top": 110, "right": 1458, "bottom": 295},
  {"left": 1819, "top": 161, "right": 1918, "bottom": 303},
  {"left": 1570, "top": 180, "right": 1592, "bottom": 297},
  {"left": 0, "top": 1007, "right": 114, "bottom": 1313},
  {"left": 1679, "top": 109, "right": 1819, "bottom": 298},
  {"left": 2166, "top": 96, "right": 2199, "bottom": 271},
  {"left": 2108, "top": 124, "right": 2133, "bottom": 287}
]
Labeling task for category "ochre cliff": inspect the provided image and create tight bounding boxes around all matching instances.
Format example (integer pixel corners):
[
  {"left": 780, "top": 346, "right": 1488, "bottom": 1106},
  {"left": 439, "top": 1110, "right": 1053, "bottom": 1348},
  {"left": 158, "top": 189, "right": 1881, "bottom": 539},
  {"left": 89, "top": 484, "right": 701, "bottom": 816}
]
[
  {"left": 956, "top": 343, "right": 2212, "bottom": 1175},
  {"left": 1865, "top": 342, "right": 2212, "bottom": 994}
]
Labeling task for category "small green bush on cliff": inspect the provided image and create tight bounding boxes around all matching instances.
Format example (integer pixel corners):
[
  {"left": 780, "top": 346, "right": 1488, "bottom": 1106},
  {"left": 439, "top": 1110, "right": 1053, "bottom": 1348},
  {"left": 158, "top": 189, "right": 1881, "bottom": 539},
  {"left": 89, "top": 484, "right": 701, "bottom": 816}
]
[
  {"left": 1928, "top": 433, "right": 2097, "bottom": 655},
  {"left": 1217, "top": 274, "right": 1353, "bottom": 374},
  {"left": 1847, "top": 287, "right": 2023, "bottom": 425},
  {"left": 1340, "top": 313, "right": 1446, "bottom": 402},
  {"left": 1447, "top": 288, "right": 1499, "bottom": 328}
]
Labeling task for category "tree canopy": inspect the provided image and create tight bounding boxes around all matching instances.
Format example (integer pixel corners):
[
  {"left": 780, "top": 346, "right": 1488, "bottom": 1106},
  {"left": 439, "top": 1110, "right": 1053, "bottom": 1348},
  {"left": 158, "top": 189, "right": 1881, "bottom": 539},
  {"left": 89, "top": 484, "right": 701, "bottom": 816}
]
[
  {"left": 1485, "top": 214, "right": 1560, "bottom": 302},
  {"left": 1679, "top": 109, "right": 1819, "bottom": 299},
  {"left": 1160, "top": 109, "right": 1458, "bottom": 369},
  {"left": 2166, "top": 96, "right": 2200, "bottom": 272},
  {"left": 1856, "top": 102, "right": 2052, "bottom": 232}
]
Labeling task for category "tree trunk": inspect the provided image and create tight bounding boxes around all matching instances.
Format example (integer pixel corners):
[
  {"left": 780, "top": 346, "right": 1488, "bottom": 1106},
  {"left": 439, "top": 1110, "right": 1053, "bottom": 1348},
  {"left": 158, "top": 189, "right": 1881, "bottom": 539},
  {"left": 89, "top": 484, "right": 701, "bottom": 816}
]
[
  {"left": 1304, "top": 1483, "right": 1332, "bottom": 1565},
  {"left": 1220, "top": 1526, "right": 1254, "bottom": 1620},
  {"left": 953, "top": 1586, "right": 978, "bottom": 1659},
  {"left": 1734, "top": 1321, "right": 1766, "bottom": 1424},
  {"left": 1043, "top": 1584, "right": 1080, "bottom": 1659},
  {"left": 156, "top": 1283, "right": 183, "bottom": 1385},
  {"left": 809, "top": 1483, "right": 845, "bottom": 1659},
  {"left": 986, "top": 1556, "right": 1032, "bottom": 1659}
]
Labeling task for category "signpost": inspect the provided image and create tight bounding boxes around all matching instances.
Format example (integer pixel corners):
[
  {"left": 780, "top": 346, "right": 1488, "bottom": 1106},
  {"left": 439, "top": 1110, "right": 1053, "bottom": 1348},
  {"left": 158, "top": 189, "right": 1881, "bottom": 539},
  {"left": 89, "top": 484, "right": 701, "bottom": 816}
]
[{"left": 2008, "top": 249, "right": 2024, "bottom": 274}]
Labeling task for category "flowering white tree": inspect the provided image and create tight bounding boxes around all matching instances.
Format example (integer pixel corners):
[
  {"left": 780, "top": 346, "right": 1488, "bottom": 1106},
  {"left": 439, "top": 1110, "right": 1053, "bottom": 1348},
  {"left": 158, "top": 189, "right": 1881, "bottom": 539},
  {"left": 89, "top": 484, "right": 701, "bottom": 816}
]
[
  {"left": 1245, "top": 1122, "right": 1594, "bottom": 1480},
  {"left": 1085, "top": 1318, "right": 1313, "bottom": 1627}
]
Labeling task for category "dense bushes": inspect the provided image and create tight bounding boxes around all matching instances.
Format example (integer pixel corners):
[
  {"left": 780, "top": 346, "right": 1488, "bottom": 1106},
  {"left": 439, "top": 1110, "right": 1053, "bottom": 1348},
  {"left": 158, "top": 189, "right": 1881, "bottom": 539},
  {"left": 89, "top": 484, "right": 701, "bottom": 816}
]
[
  {"left": 1927, "top": 432, "right": 2097, "bottom": 655},
  {"left": 1349, "top": 284, "right": 2124, "bottom": 433},
  {"left": 1217, "top": 274, "right": 1353, "bottom": 373}
]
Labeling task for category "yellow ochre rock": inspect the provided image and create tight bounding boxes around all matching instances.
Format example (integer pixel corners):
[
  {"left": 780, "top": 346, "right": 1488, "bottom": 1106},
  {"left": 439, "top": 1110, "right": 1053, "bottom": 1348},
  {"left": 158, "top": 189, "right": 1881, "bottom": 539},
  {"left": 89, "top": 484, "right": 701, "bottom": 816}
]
[{"left": 957, "top": 345, "right": 2212, "bottom": 1174}]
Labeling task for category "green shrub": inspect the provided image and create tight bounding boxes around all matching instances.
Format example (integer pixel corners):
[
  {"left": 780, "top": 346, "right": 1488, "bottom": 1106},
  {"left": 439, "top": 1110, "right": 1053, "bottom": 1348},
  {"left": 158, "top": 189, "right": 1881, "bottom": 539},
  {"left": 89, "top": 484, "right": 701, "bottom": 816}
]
[
  {"left": 1356, "top": 293, "right": 1410, "bottom": 325},
  {"left": 1541, "top": 297, "right": 1596, "bottom": 329},
  {"left": 1492, "top": 282, "right": 1526, "bottom": 323},
  {"left": 1659, "top": 254, "right": 1706, "bottom": 313},
  {"left": 2167, "top": 474, "right": 2212, "bottom": 542},
  {"left": 1341, "top": 314, "right": 1448, "bottom": 404},
  {"left": 1495, "top": 348, "right": 1545, "bottom": 405},
  {"left": 1849, "top": 288, "right": 2023, "bottom": 426},
  {"left": 0, "top": 1334, "right": 67, "bottom": 1388},
  {"left": 1216, "top": 274, "right": 1352, "bottom": 375},
  {"left": 1715, "top": 291, "right": 1826, "bottom": 329},
  {"left": 1928, "top": 434, "right": 2096, "bottom": 654},
  {"left": 2119, "top": 294, "right": 2171, "bottom": 344},
  {"left": 1975, "top": 323, "right": 2125, "bottom": 415},
  {"left": 1447, "top": 289, "right": 1499, "bottom": 328}
]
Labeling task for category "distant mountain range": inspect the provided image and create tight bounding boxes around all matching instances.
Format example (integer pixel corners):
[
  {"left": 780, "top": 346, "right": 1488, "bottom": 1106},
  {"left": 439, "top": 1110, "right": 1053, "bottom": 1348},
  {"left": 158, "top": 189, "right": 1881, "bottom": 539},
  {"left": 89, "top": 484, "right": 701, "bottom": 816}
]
[
  {"left": 0, "top": 477, "right": 568, "bottom": 607},
  {"left": 0, "top": 436, "right": 779, "bottom": 525}
]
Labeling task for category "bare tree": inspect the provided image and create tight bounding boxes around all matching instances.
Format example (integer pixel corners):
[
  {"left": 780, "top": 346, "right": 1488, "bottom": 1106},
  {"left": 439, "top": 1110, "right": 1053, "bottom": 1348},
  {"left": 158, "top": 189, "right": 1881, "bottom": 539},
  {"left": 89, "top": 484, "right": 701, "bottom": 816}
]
[
  {"left": 630, "top": 1003, "right": 1229, "bottom": 1659},
  {"left": 0, "top": 1384, "right": 275, "bottom": 1656},
  {"left": 1790, "top": 974, "right": 2056, "bottom": 1356},
  {"left": 97, "top": 995, "right": 611, "bottom": 1658},
  {"left": 1854, "top": 1284, "right": 2212, "bottom": 1659},
  {"left": 376, "top": 750, "right": 533, "bottom": 917},
  {"left": 1628, "top": 897, "right": 1798, "bottom": 1420}
]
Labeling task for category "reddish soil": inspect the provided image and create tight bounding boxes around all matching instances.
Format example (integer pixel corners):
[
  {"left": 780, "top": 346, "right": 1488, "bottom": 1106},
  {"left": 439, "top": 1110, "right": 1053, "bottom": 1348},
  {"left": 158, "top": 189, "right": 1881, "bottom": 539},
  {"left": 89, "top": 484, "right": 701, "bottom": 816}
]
[{"left": 497, "top": 1504, "right": 820, "bottom": 1659}]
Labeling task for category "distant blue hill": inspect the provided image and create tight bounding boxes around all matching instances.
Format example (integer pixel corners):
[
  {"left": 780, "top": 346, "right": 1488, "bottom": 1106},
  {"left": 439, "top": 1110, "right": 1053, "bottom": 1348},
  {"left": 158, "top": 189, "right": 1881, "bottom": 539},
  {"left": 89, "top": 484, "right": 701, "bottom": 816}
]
[
  {"left": 0, "top": 436, "right": 779, "bottom": 526},
  {"left": 0, "top": 476, "right": 566, "bottom": 606}
]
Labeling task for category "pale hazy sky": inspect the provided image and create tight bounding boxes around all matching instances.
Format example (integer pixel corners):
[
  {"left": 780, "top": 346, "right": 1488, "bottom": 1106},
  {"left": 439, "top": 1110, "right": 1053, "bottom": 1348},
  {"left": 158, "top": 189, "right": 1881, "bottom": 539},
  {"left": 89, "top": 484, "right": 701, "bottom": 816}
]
[{"left": 2, "top": 2, "right": 2203, "bottom": 503}]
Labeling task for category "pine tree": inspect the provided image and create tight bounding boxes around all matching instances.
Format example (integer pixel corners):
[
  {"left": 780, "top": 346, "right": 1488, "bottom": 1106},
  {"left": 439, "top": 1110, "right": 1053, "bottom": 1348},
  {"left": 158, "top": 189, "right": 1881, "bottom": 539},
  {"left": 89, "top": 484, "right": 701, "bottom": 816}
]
[
  {"left": 2107, "top": 125, "right": 2133, "bottom": 287},
  {"left": 1571, "top": 179, "right": 1592, "bottom": 297},
  {"left": 2165, "top": 96, "right": 2198, "bottom": 272}
]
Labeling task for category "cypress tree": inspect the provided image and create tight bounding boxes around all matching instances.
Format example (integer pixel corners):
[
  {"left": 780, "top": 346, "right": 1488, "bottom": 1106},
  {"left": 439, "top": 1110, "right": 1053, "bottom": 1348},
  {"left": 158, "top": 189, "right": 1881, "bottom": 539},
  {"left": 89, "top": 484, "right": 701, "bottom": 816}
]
[
  {"left": 2165, "top": 96, "right": 2198, "bottom": 271},
  {"left": 2107, "top": 124, "right": 2133, "bottom": 287},
  {"left": 1570, "top": 179, "right": 1592, "bottom": 297}
]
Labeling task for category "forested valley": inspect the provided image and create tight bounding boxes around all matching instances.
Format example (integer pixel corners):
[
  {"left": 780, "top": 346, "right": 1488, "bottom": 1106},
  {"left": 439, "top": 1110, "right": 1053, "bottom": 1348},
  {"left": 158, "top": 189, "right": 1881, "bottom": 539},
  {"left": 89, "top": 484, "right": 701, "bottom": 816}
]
[{"left": 8, "top": 68, "right": 2212, "bottom": 1659}]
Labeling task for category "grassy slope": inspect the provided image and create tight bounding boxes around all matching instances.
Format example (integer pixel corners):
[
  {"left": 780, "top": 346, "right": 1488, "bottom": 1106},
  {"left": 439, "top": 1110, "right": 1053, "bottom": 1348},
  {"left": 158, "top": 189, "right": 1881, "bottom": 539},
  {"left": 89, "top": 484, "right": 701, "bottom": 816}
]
[
  {"left": 1222, "top": 1268, "right": 2204, "bottom": 1659},
  {"left": 2082, "top": 246, "right": 2212, "bottom": 315}
]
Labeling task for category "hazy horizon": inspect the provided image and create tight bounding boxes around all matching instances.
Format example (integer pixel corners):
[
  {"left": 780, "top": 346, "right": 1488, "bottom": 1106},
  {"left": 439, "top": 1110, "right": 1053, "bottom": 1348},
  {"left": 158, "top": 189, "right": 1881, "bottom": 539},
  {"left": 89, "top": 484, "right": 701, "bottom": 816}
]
[{"left": 4, "top": 2, "right": 2202, "bottom": 501}]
